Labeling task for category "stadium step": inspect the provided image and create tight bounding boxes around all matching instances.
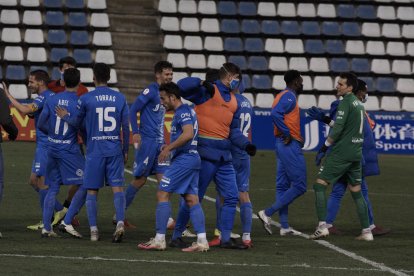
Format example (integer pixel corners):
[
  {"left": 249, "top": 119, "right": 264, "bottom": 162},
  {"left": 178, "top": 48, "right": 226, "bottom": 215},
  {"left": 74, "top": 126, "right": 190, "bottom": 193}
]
[{"left": 112, "top": 32, "right": 164, "bottom": 52}]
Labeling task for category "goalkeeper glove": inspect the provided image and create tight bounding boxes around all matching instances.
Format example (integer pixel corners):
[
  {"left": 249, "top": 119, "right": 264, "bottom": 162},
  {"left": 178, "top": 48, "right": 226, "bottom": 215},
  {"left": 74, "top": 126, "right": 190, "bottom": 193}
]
[
  {"left": 306, "top": 106, "right": 331, "bottom": 125},
  {"left": 245, "top": 143, "right": 257, "bottom": 156}
]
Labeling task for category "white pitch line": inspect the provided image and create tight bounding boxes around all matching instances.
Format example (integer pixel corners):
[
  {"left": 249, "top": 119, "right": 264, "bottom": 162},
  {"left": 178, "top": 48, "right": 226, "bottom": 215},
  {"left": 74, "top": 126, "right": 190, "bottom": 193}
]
[{"left": 126, "top": 169, "right": 409, "bottom": 276}]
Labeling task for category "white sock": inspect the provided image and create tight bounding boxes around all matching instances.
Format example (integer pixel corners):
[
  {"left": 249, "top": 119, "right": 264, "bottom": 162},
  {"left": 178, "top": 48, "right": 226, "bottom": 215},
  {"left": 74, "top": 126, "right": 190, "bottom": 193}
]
[
  {"left": 90, "top": 226, "right": 98, "bottom": 232},
  {"left": 325, "top": 223, "right": 333, "bottom": 229},
  {"left": 155, "top": 233, "right": 165, "bottom": 242},
  {"left": 197, "top": 233, "right": 207, "bottom": 243},
  {"left": 117, "top": 221, "right": 124, "bottom": 227},
  {"left": 242, "top": 233, "right": 251, "bottom": 241},
  {"left": 369, "top": 224, "right": 376, "bottom": 230},
  {"left": 362, "top": 228, "right": 372, "bottom": 233},
  {"left": 318, "top": 221, "right": 326, "bottom": 227}
]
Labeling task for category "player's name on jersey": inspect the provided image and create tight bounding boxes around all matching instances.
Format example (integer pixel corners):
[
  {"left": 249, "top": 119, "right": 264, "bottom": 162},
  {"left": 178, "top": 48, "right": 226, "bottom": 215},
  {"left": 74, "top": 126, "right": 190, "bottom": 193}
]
[
  {"left": 91, "top": 135, "right": 119, "bottom": 141},
  {"left": 95, "top": 95, "right": 116, "bottom": 102},
  {"left": 58, "top": 99, "right": 69, "bottom": 107}
]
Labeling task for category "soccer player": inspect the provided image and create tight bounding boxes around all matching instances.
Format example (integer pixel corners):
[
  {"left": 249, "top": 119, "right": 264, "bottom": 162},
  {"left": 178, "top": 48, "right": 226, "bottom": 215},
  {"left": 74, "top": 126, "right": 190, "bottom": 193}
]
[
  {"left": 307, "top": 79, "right": 390, "bottom": 236},
  {"left": 56, "top": 63, "right": 129, "bottom": 242},
  {"left": 138, "top": 82, "right": 208, "bottom": 252},
  {"left": 37, "top": 68, "right": 85, "bottom": 238},
  {"left": 309, "top": 72, "right": 373, "bottom": 241},
  {"left": 2, "top": 71, "right": 65, "bottom": 230},
  {"left": 0, "top": 87, "right": 18, "bottom": 238},
  {"left": 175, "top": 63, "right": 256, "bottom": 249},
  {"left": 257, "top": 70, "right": 307, "bottom": 236}
]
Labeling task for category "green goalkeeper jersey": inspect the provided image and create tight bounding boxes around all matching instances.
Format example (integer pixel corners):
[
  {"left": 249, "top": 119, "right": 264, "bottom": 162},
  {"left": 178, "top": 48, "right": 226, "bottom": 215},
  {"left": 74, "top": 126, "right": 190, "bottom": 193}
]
[{"left": 329, "top": 93, "right": 365, "bottom": 161}]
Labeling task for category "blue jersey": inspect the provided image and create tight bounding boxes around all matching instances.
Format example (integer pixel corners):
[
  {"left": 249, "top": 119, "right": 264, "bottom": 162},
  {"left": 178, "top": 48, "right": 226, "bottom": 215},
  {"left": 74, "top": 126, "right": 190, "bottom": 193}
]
[
  {"left": 32, "top": 90, "right": 54, "bottom": 146},
  {"left": 38, "top": 91, "right": 80, "bottom": 156},
  {"left": 231, "top": 94, "right": 253, "bottom": 160},
  {"left": 130, "top": 82, "right": 165, "bottom": 144},
  {"left": 170, "top": 104, "right": 198, "bottom": 159},
  {"left": 64, "top": 86, "right": 130, "bottom": 157}
]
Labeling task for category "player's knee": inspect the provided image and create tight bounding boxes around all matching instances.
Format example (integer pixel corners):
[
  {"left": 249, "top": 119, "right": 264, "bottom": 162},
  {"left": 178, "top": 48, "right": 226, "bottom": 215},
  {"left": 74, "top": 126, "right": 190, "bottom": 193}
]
[
  {"left": 132, "top": 177, "right": 146, "bottom": 188},
  {"left": 157, "top": 190, "right": 170, "bottom": 202},
  {"left": 316, "top": 178, "right": 328, "bottom": 186},
  {"left": 238, "top": 192, "right": 250, "bottom": 203},
  {"left": 348, "top": 184, "right": 361, "bottom": 193},
  {"left": 184, "top": 194, "right": 199, "bottom": 207}
]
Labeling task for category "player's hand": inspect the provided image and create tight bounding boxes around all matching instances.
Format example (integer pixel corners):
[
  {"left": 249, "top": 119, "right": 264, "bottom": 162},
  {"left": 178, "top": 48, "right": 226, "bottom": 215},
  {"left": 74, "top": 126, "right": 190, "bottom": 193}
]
[
  {"left": 158, "top": 147, "right": 170, "bottom": 163},
  {"left": 245, "top": 143, "right": 257, "bottom": 156},
  {"left": 8, "top": 132, "right": 17, "bottom": 141},
  {"left": 55, "top": 106, "right": 68, "bottom": 118},
  {"left": 283, "top": 134, "right": 292, "bottom": 145},
  {"left": 132, "top": 133, "right": 141, "bottom": 149},
  {"left": 315, "top": 145, "right": 328, "bottom": 166}
]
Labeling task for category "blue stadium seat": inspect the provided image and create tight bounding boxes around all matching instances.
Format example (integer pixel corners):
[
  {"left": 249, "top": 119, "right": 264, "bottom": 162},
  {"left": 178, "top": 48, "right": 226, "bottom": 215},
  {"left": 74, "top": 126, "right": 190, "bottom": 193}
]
[
  {"left": 73, "top": 49, "right": 92, "bottom": 64},
  {"left": 337, "top": 4, "right": 355, "bottom": 18},
  {"left": 224, "top": 37, "right": 243, "bottom": 52},
  {"left": 261, "top": 20, "right": 280, "bottom": 35},
  {"left": 228, "top": 56, "right": 247, "bottom": 70},
  {"left": 50, "top": 48, "right": 69, "bottom": 63},
  {"left": 241, "top": 20, "right": 260, "bottom": 34},
  {"left": 342, "top": 22, "right": 361, "bottom": 37},
  {"left": 248, "top": 56, "right": 268, "bottom": 71},
  {"left": 322, "top": 22, "right": 340, "bottom": 36},
  {"left": 245, "top": 38, "right": 264, "bottom": 52},
  {"left": 242, "top": 74, "right": 251, "bottom": 89},
  {"left": 221, "top": 19, "right": 240, "bottom": 34},
  {"left": 326, "top": 40, "right": 345, "bottom": 54},
  {"left": 351, "top": 58, "right": 370, "bottom": 73},
  {"left": 281, "top": 21, "right": 300, "bottom": 35},
  {"left": 302, "top": 21, "right": 320, "bottom": 36},
  {"left": 252, "top": 75, "right": 271, "bottom": 89},
  {"left": 51, "top": 67, "right": 61, "bottom": 80},
  {"left": 376, "top": 77, "right": 395, "bottom": 93},
  {"left": 66, "top": 0, "right": 84, "bottom": 9},
  {"left": 330, "top": 58, "right": 349, "bottom": 72},
  {"left": 45, "top": 11, "right": 65, "bottom": 26},
  {"left": 359, "top": 77, "right": 375, "bottom": 92},
  {"left": 68, "top": 12, "right": 87, "bottom": 27},
  {"left": 357, "top": 5, "right": 376, "bottom": 19},
  {"left": 6, "top": 65, "right": 26, "bottom": 81},
  {"left": 29, "top": 66, "right": 48, "bottom": 73},
  {"left": 218, "top": 1, "right": 237, "bottom": 15},
  {"left": 239, "top": 2, "right": 257, "bottom": 16},
  {"left": 70, "top": 30, "right": 89, "bottom": 46},
  {"left": 44, "top": 0, "right": 63, "bottom": 8},
  {"left": 305, "top": 39, "right": 325, "bottom": 54},
  {"left": 47, "top": 30, "right": 67, "bottom": 45}
]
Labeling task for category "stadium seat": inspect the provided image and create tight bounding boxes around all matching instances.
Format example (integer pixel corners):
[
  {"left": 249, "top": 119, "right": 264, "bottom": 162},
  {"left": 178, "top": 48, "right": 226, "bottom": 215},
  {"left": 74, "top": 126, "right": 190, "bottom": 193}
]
[
  {"left": 314, "top": 76, "right": 334, "bottom": 91},
  {"left": 326, "top": 40, "right": 345, "bottom": 54},
  {"left": 160, "top": 17, "right": 179, "bottom": 31},
  {"left": 198, "top": 1, "right": 217, "bottom": 14},
  {"left": 68, "top": 12, "right": 88, "bottom": 27},
  {"left": 4, "top": 46, "right": 23, "bottom": 61},
  {"left": 392, "top": 60, "right": 411, "bottom": 75},
  {"left": 357, "top": 5, "right": 376, "bottom": 19},
  {"left": 248, "top": 56, "right": 268, "bottom": 71},
  {"left": 386, "top": 41, "right": 405, "bottom": 56},
  {"left": 371, "top": 59, "right": 391, "bottom": 74},
  {"left": 318, "top": 95, "right": 337, "bottom": 110},
  {"left": 239, "top": 2, "right": 257, "bottom": 16},
  {"left": 207, "top": 55, "right": 225, "bottom": 69},
  {"left": 309, "top": 57, "right": 329, "bottom": 72},
  {"left": 27, "top": 47, "right": 47, "bottom": 62},
  {"left": 297, "top": 3, "right": 316, "bottom": 17},
  {"left": 408, "top": 43, "right": 414, "bottom": 56},
  {"left": 6, "top": 65, "right": 26, "bottom": 81},
  {"left": 268, "top": 57, "right": 288, "bottom": 71},
  {"left": 265, "top": 38, "right": 283, "bottom": 53},
  {"left": 255, "top": 93, "right": 274, "bottom": 108},
  {"left": 330, "top": 58, "right": 349, "bottom": 72},
  {"left": 241, "top": 20, "right": 261, "bottom": 34},
  {"left": 24, "top": 29, "right": 44, "bottom": 44},
  {"left": 9, "top": 84, "right": 29, "bottom": 100},
  {"left": 184, "top": 36, "right": 202, "bottom": 50},
  {"left": 376, "top": 77, "right": 395, "bottom": 92},
  {"left": 178, "top": 0, "right": 197, "bottom": 14},
  {"left": 1, "top": 27, "right": 21, "bottom": 43},
  {"left": 167, "top": 53, "right": 186, "bottom": 68},
  {"left": 377, "top": 6, "right": 396, "bottom": 20},
  {"left": 224, "top": 37, "right": 243, "bottom": 52},
  {"left": 381, "top": 96, "right": 400, "bottom": 111},
  {"left": 397, "top": 7, "right": 414, "bottom": 20},
  {"left": 402, "top": 97, "right": 414, "bottom": 111},
  {"left": 305, "top": 40, "right": 325, "bottom": 54},
  {"left": 109, "top": 69, "right": 117, "bottom": 84},
  {"left": 47, "top": 30, "right": 67, "bottom": 45},
  {"left": 302, "top": 76, "right": 312, "bottom": 90},
  {"left": 0, "top": 0, "right": 17, "bottom": 6},
  {"left": 402, "top": 25, "right": 414, "bottom": 39},
  {"left": 221, "top": 19, "right": 240, "bottom": 34},
  {"left": 362, "top": 23, "right": 381, "bottom": 37},
  {"left": 71, "top": 31, "right": 89, "bottom": 46},
  {"left": 317, "top": 4, "right": 336, "bottom": 18},
  {"left": 90, "top": 13, "right": 110, "bottom": 28},
  {"left": 359, "top": 77, "right": 375, "bottom": 92},
  {"left": 252, "top": 75, "right": 271, "bottom": 90},
  {"left": 342, "top": 22, "right": 361, "bottom": 37},
  {"left": 204, "top": 36, "right": 223, "bottom": 51},
  {"left": 285, "top": 39, "right": 304, "bottom": 53},
  {"left": 298, "top": 94, "right": 317, "bottom": 109},
  {"left": 397, "top": 78, "right": 414, "bottom": 93},
  {"left": 0, "top": 9, "right": 18, "bottom": 24},
  {"left": 257, "top": 2, "right": 276, "bottom": 16},
  {"left": 242, "top": 74, "right": 251, "bottom": 89},
  {"left": 322, "top": 22, "right": 340, "bottom": 36},
  {"left": 44, "top": 0, "right": 62, "bottom": 8},
  {"left": 50, "top": 48, "right": 69, "bottom": 63},
  {"left": 289, "top": 57, "right": 308, "bottom": 71},
  {"left": 92, "top": 31, "right": 112, "bottom": 46},
  {"left": 66, "top": 0, "right": 84, "bottom": 9},
  {"left": 218, "top": 1, "right": 237, "bottom": 15},
  {"left": 181, "top": 18, "right": 199, "bottom": 32},
  {"left": 382, "top": 24, "right": 401, "bottom": 38},
  {"left": 337, "top": 4, "right": 355, "bottom": 18},
  {"left": 45, "top": 11, "right": 65, "bottom": 26},
  {"left": 95, "top": 50, "right": 115, "bottom": 65},
  {"left": 158, "top": 0, "right": 176, "bottom": 13},
  {"left": 79, "top": 67, "right": 93, "bottom": 83},
  {"left": 302, "top": 21, "right": 320, "bottom": 36},
  {"left": 21, "top": 0, "right": 40, "bottom": 7},
  {"left": 172, "top": 72, "right": 188, "bottom": 83},
  {"left": 245, "top": 38, "right": 264, "bottom": 53},
  {"left": 363, "top": 95, "right": 380, "bottom": 111},
  {"left": 366, "top": 41, "right": 385, "bottom": 55},
  {"left": 161, "top": 36, "right": 181, "bottom": 51},
  {"left": 228, "top": 56, "right": 247, "bottom": 70},
  {"left": 191, "top": 72, "right": 206, "bottom": 80},
  {"left": 22, "top": 11, "right": 42, "bottom": 26},
  {"left": 73, "top": 49, "right": 92, "bottom": 64},
  {"left": 243, "top": 92, "right": 254, "bottom": 106},
  {"left": 261, "top": 20, "right": 281, "bottom": 35},
  {"left": 87, "top": 0, "right": 107, "bottom": 10},
  {"left": 281, "top": 21, "right": 301, "bottom": 35},
  {"left": 351, "top": 58, "right": 370, "bottom": 73},
  {"left": 272, "top": 75, "right": 285, "bottom": 90},
  {"left": 201, "top": 18, "right": 220, "bottom": 33},
  {"left": 187, "top": 54, "right": 206, "bottom": 69},
  {"left": 277, "top": 3, "right": 296, "bottom": 17},
  {"left": 345, "top": 40, "right": 365, "bottom": 54}
]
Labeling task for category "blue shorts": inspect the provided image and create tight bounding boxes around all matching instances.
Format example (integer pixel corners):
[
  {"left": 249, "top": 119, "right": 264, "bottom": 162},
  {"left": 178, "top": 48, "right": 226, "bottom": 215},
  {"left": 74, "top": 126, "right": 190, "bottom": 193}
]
[
  {"left": 83, "top": 154, "right": 124, "bottom": 189},
  {"left": 159, "top": 153, "right": 200, "bottom": 195},
  {"left": 133, "top": 138, "right": 168, "bottom": 177},
  {"left": 31, "top": 145, "right": 48, "bottom": 177},
  {"left": 45, "top": 152, "right": 85, "bottom": 187},
  {"left": 233, "top": 157, "right": 250, "bottom": 192}
]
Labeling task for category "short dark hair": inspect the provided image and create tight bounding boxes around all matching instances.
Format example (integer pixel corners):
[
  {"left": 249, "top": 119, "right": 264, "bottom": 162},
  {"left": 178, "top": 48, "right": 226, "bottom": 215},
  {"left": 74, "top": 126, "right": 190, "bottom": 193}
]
[
  {"left": 59, "top": 56, "right": 77, "bottom": 70},
  {"left": 205, "top": 69, "right": 220, "bottom": 83},
  {"left": 159, "top": 82, "right": 181, "bottom": 99},
  {"left": 30, "top": 70, "right": 50, "bottom": 85},
  {"left": 284, "top": 70, "right": 301, "bottom": 86},
  {"left": 93, "top": 63, "right": 111, "bottom": 83},
  {"left": 63, "top": 68, "right": 80, "bottom": 89},
  {"left": 219, "top": 62, "right": 241, "bottom": 80},
  {"left": 356, "top": 79, "right": 367, "bottom": 92},
  {"left": 154, "top": 61, "right": 173, "bottom": 74},
  {"left": 339, "top": 72, "right": 358, "bottom": 91}
]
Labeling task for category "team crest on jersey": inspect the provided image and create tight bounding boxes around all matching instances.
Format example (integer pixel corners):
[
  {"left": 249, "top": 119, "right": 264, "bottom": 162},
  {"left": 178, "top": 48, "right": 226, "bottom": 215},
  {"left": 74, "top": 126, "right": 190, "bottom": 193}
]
[
  {"left": 76, "top": 169, "right": 84, "bottom": 177},
  {"left": 143, "top": 88, "right": 150, "bottom": 95}
]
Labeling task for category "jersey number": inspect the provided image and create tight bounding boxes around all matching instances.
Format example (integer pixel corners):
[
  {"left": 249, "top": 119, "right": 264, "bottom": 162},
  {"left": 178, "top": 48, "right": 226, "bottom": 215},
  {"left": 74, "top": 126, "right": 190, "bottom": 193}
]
[
  {"left": 240, "top": 113, "right": 251, "bottom": 137},
  {"left": 55, "top": 116, "right": 69, "bottom": 135},
  {"left": 96, "top": 107, "right": 116, "bottom": 132}
]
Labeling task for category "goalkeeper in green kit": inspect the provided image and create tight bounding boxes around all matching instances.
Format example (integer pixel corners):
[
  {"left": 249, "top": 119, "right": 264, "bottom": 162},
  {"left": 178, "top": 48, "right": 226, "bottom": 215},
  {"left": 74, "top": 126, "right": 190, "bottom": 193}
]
[{"left": 310, "top": 72, "right": 373, "bottom": 241}]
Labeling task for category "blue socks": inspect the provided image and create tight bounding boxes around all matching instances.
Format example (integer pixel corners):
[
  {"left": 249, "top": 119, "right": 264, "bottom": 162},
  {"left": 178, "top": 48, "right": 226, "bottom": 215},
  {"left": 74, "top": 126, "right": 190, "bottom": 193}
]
[
  {"left": 64, "top": 187, "right": 87, "bottom": 225},
  {"left": 113, "top": 192, "right": 126, "bottom": 222},
  {"left": 190, "top": 203, "right": 206, "bottom": 234},
  {"left": 42, "top": 190, "right": 57, "bottom": 231},
  {"left": 265, "top": 186, "right": 306, "bottom": 217},
  {"left": 125, "top": 184, "right": 140, "bottom": 209},
  {"left": 85, "top": 193, "right": 98, "bottom": 227},
  {"left": 220, "top": 199, "right": 237, "bottom": 243},
  {"left": 172, "top": 200, "right": 190, "bottom": 240},
  {"left": 38, "top": 189, "right": 48, "bottom": 212},
  {"left": 240, "top": 202, "right": 252, "bottom": 234},
  {"left": 156, "top": 202, "right": 171, "bottom": 235}
]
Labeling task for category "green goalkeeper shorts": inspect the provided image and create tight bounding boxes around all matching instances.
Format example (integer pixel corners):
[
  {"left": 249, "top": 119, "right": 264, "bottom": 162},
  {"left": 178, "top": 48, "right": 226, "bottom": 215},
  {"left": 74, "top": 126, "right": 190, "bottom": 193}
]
[{"left": 317, "top": 154, "right": 362, "bottom": 186}]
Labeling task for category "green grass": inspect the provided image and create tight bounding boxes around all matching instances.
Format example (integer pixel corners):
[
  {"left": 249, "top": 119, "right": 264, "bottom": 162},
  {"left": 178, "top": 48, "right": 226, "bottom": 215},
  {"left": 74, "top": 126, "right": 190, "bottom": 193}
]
[{"left": 0, "top": 142, "right": 413, "bottom": 275}]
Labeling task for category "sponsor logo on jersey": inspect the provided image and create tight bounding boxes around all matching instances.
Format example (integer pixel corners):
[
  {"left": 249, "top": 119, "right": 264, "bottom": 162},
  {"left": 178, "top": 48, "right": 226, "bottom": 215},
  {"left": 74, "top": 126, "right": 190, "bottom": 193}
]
[{"left": 76, "top": 169, "right": 84, "bottom": 177}]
